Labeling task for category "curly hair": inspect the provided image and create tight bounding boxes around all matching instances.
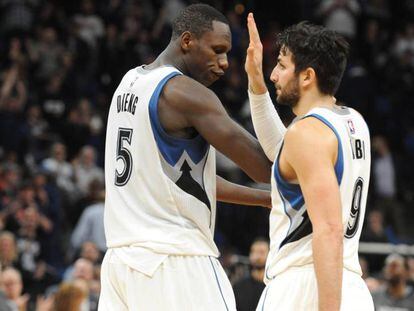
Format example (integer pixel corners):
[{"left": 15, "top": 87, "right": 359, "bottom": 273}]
[
  {"left": 172, "top": 4, "right": 228, "bottom": 39},
  {"left": 275, "top": 22, "right": 349, "bottom": 95}
]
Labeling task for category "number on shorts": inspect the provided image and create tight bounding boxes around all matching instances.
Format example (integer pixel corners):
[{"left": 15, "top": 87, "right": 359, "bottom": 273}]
[{"left": 115, "top": 128, "right": 133, "bottom": 186}]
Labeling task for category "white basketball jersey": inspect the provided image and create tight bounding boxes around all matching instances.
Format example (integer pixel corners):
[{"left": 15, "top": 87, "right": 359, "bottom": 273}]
[
  {"left": 265, "top": 106, "right": 371, "bottom": 283},
  {"left": 104, "top": 65, "right": 218, "bottom": 258}
]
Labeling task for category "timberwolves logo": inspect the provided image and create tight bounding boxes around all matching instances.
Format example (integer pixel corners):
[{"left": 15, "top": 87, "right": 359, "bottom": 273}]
[
  {"left": 345, "top": 178, "right": 364, "bottom": 238},
  {"left": 159, "top": 150, "right": 211, "bottom": 210}
]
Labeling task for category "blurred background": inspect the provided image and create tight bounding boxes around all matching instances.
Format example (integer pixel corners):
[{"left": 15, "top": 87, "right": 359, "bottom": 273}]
[{"left": 0, "top": 0, "right": 413, "bottom": 310}]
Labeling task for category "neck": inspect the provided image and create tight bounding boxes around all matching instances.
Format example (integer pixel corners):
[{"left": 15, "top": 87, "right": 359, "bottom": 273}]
[
  {"left": 251, "top": 269, "right": 264, "bottom": 282},
  {"left": 388, "top": 282, "right": 407, "bottom": 298},
  {"left": 292, "top": 89, "right": 336, "bottom": 117},
  {"left": 147, "top": 41, "right": 188, "bottom": 75}
]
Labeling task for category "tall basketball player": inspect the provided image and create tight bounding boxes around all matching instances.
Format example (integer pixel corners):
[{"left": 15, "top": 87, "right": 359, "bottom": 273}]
[
  {"left": 98, "top": 5, "right": 272, "bottom": 311},
  {"left": 245, "top": 14, "right": 374, "bottom": 310}
]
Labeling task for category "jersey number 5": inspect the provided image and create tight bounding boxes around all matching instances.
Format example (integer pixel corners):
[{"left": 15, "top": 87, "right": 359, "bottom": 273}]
[{"left": 115, "top": 128, "right": 133, "bottom": 186}]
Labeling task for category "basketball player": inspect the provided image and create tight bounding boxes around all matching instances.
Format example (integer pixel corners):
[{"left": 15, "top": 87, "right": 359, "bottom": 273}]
[
  {"left": 245, "top": 14, "right": 374, "bottom": 310},
  {"left": 98, "top": 5, "right": 273, "bottom": 311}
]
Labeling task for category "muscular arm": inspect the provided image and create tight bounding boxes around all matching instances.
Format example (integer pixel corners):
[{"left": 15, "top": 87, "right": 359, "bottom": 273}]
[
  {"left": 216, "top": 176, "right": 271, "bottom": 208},
  {"left": 159, "top": 75, "right": 272, "bottom": 183},
  {"left": 283, "top": 118, "right": 343, "bottom": 311},
  {"left": 245, "top": 13, "right": 286, "bottom": 161}
]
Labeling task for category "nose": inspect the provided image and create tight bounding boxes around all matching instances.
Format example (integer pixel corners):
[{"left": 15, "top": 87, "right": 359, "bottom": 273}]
[
  {"left": 270, "top": 66, "right": 278, "bottom": 83},
  {"left": 218, "top": 54, "right": 229, "bottom": 71}
]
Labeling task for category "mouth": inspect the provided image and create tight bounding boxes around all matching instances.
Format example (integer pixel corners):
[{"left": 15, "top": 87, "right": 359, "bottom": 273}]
[{"left": 211, "top": 71, "right": 224, "bottom": 78}]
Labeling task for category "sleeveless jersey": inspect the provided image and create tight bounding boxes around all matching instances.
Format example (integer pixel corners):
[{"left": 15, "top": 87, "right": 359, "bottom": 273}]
[
  {"left": 265, "top": 106, "right": 371, "bottom": 283},
  {"left": 104, "top": 65, "right": 218, "bottom": 259}
]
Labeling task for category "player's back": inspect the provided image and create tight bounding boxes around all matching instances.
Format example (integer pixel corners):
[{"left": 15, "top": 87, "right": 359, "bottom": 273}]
[
  {"left": 265, "top": 106, "right": 371, "bottom": 282},
  {"left": 104, "top": 65, "right": 218, "bottom": 258}
]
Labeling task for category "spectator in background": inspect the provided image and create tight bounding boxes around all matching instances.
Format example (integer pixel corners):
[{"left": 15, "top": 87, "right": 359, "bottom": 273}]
[
  {"left": 0, "top": 266, "right": 13, "bottom": 311},
  {"left": 41, "top": 142, "right": 77, "bottom": 202},
  {"left": 0, "top": 231, "right": 19, "bottom": 269},
  {"left": 73, "top": 0, "right": 104, "bottom": 50},
  {"left": 233, "top": 238, "right": 269, "bottom": 311},
  {"left": 24, "top": 105, "right": 51, "bottom": 166},
  {"left": 393, "top": 22, "right": 414, "bottom": 67},
  {"left": 2, "top": 267, "right": 29, "bottom": 311},
  {"left": 53, "top": 280, "right": 89, "bottom": 311},
  {"left": 73, "top": 145, "right": 104, "bottom": 199},
  {"left": 372, "top": 136, "right": 406, "bottom": 238},
  {"left": 71, "top": 258, "right": 98, "bottom": 310},
  {"left": 361, "top": 210, "right": 393, "bottom": 273},
  {"left": 373, "top": 136, "right": 396, "bottom": 200},
  {"left": 372, "top": 254, "right": 414, "bottom": 310},
  {"left": 64, "top": 241, "right": 102, "bottom": 282},
  {"left": 316, "top": 0, "right": 361, "bottom": 41},
  {"left": 71, "top": 190, "right": 105, "bottom": 253}
]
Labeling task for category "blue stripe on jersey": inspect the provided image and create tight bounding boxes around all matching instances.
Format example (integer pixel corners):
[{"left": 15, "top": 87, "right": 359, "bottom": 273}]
[
  {"left": 304, "top": 114, "right": 344, "bottom": 184},
  {"left": 148, "top": 72, "right": 209, "bottom": 166},
  {"left": 274, "top": 142, "right": 304, "bottom": 211}
]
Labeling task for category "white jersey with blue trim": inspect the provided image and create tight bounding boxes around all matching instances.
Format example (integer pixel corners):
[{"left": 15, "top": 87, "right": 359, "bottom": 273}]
[
  {"left": 104, "top": 65, "right": 218, "bottom": 260},
  {"left": 265, "top": 106, "right": 371, "bottom": 283}
]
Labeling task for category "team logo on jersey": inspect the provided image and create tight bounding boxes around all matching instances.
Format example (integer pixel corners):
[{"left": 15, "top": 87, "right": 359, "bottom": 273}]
[
  {"left": 159, "top": 150, "right": 211, "bottom": 210},
  {"left": 347, "top": 120, "right": 355, "bottom": 134}
]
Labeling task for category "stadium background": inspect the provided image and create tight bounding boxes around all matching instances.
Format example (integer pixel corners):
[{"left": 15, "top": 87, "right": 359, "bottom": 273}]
[{"left": 0, "top": 0, "right": 413, "bottom": 309}]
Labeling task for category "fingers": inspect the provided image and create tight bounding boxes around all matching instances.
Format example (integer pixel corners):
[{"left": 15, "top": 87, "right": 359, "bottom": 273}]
[{"left": 247, "top": 12, "right": 261, "bottom": 44}]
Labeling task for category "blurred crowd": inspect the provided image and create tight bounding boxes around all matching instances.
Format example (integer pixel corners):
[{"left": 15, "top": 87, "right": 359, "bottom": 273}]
[{"left": 0, "top": 0, "right": 414, "bottom": 309}]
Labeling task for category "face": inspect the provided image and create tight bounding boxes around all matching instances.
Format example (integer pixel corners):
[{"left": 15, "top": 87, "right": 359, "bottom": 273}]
[
  {"left": 73, "top": 259, "right": 94, "bottom": 281},
  {"left": 185, "top": 21, "right": 232, "bottom": 86},
  {"left": 81, "top": 242, "right": 100, "bottom": 263},
  {"left": 249, "top": 241, "right": 269, "bottom": 270},
  {"left": 384, "top": 258, "right": 407, "bottom": 286},
  {"left": 270, "top": 48, "right": 300, "bottom": 107},
  {"left": 2, "top": 270, "right": 22, "bottom": 300}
]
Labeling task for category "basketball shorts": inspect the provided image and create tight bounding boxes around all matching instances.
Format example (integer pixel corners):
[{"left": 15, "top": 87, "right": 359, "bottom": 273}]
[
  {"left": 98, "top": 249, "right": 236, "bottom": 310},
  {"left": 256, "top": 265, "right": 374, "bottom": 310}
]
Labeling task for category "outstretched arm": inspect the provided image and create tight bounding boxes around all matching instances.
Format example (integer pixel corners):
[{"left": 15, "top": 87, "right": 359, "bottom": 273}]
[
  {"left": 245, "top": 13, "right": 287, "bottom": 161},
  {"left": 216, "top": 176, "right": 271, "bottom": 208}
]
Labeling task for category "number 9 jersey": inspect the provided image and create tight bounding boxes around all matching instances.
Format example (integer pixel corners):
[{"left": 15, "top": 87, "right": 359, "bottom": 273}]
[
  {"left": 265, "top": 106, "right": 371, "bottom": 283},
  {"left": 104, "top": 66, "right": 219, "bottom": 261}
]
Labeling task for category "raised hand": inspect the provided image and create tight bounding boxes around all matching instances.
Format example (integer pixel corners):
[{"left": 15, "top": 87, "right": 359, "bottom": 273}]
[{"left": 245, "top": 13, "right": 267, "bottom": 94}]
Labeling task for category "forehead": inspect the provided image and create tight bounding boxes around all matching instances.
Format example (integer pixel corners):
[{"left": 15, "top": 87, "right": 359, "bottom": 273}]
[
  {"left": 200, "top": 21, "right": 231, "bottom": 46},
  {"left": 251, "top": 241, "right": 269, "bottom": 251},
  {"left": 278, "top": 46, "right": 294, "bottom": 64}
]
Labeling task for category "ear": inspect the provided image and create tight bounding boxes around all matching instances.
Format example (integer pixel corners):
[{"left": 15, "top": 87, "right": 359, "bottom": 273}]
[
  {"left": 300, "top": 67, "right": 316, "bottom": 89},
  {"left": 180, "top": 31, "right": 195, "bottom": 53}
]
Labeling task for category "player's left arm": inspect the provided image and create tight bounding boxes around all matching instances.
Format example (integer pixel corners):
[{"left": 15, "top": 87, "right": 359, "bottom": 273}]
[
  {"left": 284, "top": 118, "right": 343, "bottom": 311},
  {"left": 216, "top": 176, "right": 271, "bottom": 208}
]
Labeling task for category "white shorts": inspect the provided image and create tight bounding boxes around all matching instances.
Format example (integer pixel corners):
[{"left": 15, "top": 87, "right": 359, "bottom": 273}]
[
  {"left": 256, "top": 265, "right": 374, "bottom": 311},
  {"left": 98, "top": 249, "right": 236, "bottom": 310}
]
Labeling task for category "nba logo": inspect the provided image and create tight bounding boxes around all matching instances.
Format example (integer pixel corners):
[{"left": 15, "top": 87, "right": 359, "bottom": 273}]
[{"left": 347, "top": 120, "right": 355, "bottom": 134}]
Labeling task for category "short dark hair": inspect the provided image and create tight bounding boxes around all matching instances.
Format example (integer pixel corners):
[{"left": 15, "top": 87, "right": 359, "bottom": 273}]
[
  {"left": 172, "top": 4, "right": 229, "bottom": 39},
  {"left": 275, "top": 22, "right": 349, "bottom": 95}
]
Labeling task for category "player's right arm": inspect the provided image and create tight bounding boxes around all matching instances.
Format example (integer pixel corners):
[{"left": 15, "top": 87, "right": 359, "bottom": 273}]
[
  {"left": 245, "top": 12, "right": 287, "bottom": 161},
  {"left": 159, "top": 75, "right": 271, "bottom": 183}
]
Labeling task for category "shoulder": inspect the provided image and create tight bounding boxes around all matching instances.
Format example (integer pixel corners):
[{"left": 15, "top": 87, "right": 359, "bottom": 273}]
[
  {"left": 162, "top": 75, "right": 221, "bottom": 114},
  {"left": 285, "top": 116, "right": 337, "bottom": 149}
]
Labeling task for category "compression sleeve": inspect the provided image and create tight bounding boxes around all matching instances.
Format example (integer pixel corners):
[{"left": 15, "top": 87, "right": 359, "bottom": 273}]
[{"left": 248, "top": 90, "right": 287, "bottom": 161}]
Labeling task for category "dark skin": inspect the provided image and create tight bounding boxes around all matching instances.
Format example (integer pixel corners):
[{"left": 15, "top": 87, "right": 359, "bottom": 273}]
[{"left": 144, "top": 21, "right": 271, "bottom": 206}]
